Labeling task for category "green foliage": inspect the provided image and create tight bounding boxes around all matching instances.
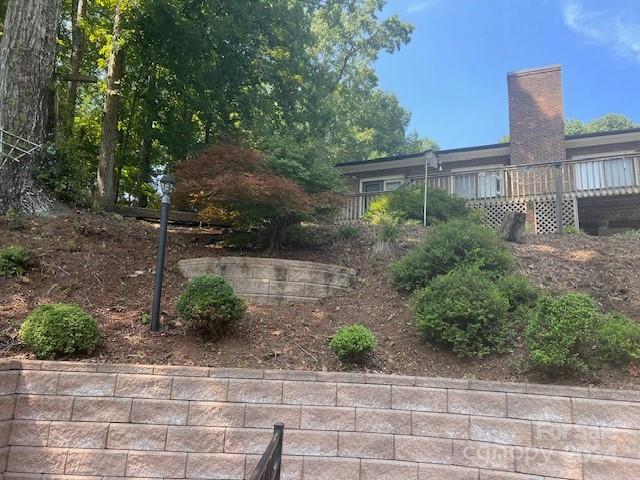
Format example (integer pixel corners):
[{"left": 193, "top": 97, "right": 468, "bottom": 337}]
[
  {"left": 281, "top": 224, "right": 324, "bottom": 249},
  {"left": 0, "top": 246, "right": 30, "bottom": 277},
  {"left": 496, "top": 275, "right": 540, "bottom": 313},
  {"left": 594, "top": 313, "right": 640, "bottom": 366},
  {"left": 413, "top": 267, "right": 510, "bottom": 357},
  {"left": 3, "top": 208, "right": 25, "bottom": 230},
  {"left": 377, "top": 221, "right": 400, "bottom": 243},
  {"left": 176, "top": 275, "right": 246, "bottom": 339},
  {"left": 524, "top": 293, "right": 600, "bottom": 373},
  {"left": 615, "top": 229, "right": 640, "bottom": 240},
  {"left": 338, "top": 224, "right": 361, "bottom": 241},
  {"left": 19, "top": 304, "right": 100, "bottom": 359},
  {"left": 392, "top": 220, "right": 514, "bottom": 291},
  {"left": 565, "top": 113, "right": 636, "bottom": 136},
  {"left": 365, "top": 186, "right": 469, "bottom": 225},
  {"left": 563, "top": 226, "right": 584, "bottom": 235},
  {"left": 330, "top": 324, "right": 376, "bottom": 363},
  {"left": 37, "top": 144, "right": 94, "bottom": 208}
]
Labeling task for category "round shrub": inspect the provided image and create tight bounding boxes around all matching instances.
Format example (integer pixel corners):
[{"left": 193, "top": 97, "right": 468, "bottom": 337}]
[
  {"left": 176, "top": 275, "right": 245, "bottom": 338},
  {"left": 413, "top": 267, "right": 510, "bottom": 357},
  {"left": 594, "top": 313, "right": 640, "bottom": 366},
  {"left": 392, "top": 219, "right": 514, "bottom": 291},
  {"left": 330, "top": 324, "right": 376, "bottom": 363},
  {"left": 496, "top": 275, "right": 540, "bottom": 312},
  {"left": 19, "top": 304, "right": 100, "bottom": 359},
  {"left": 524, "top": 293, "right": 600, "bottom": 373},
  {"left": 0, "top": 245, "right": 30, "bottom": 276}
]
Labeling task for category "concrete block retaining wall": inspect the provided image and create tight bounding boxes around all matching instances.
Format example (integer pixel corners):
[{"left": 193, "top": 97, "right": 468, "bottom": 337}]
[
  {"left": 0, "top": 361, "right": 639, "bottom": 479},
  {"left": 178, "top": 257, "right": 357, "bottom": 305}
]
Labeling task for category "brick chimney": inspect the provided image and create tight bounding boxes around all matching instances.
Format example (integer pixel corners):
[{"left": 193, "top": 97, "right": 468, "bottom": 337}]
[{"left": 507, "top": 65, "right": 566, "bottom": 165}]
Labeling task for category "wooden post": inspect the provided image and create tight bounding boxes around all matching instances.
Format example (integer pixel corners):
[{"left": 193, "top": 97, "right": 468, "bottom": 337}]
[{"left": 554, "top": 162, "right": 564, "bottom": 234}]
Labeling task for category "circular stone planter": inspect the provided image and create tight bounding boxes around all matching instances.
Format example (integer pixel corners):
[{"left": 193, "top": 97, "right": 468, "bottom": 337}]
[{"left": 178, "top": 256, "right": 357, "bottom": 305}]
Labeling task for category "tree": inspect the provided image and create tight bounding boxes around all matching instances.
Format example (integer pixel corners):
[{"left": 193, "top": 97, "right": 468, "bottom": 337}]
[
  {"left": 65, "top": 0, "right": 87, "bottom": 130},
  {"left": 0, "top": 0, "right": 61, "bottom": 214}
]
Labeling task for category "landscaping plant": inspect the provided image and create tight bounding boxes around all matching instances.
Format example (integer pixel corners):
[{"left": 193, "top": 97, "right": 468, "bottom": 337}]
[
  {"left": 330, "top": 324, "right": 377, "bottom": 363},
  {"left": 594, "top": 313, "right": 640, "bottom": 366},
  {"left": 176, "top": 275, "right": 246, "bottom": 339},
  {"left": 0, "top": 245, "right": 30, "bottom": 276},
  {"left": 524, "top": 293, "right": 600, "bottom": 373},
  {"left": 496, "top": 275, "right": 540, "bottom": 312},
  {"left": 413, "top": 267, "right": 510, "bottom": 357},
  {"left": 19, "top": 304, "right": 100, "bottom": 359},
  {"left": 392, "top": 219, "right": 514, "bottom": 291}
]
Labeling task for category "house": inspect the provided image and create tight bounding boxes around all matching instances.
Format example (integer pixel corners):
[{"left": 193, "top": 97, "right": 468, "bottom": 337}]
[{"left": 335, "top": 65, "right": 640, "bottom": 234}]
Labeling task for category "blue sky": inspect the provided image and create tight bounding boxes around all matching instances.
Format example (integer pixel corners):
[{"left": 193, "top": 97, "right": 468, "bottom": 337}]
[{"left": 375, "top": 0, "right": 640, "bottom": 149}]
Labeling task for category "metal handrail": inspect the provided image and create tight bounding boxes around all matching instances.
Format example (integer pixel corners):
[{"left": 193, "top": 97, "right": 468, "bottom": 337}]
[{"left": 248, "top": 423, "right": 284, "bottom": 480}]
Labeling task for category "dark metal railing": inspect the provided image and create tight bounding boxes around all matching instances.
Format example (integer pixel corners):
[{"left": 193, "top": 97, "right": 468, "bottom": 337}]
[{"left": 248, "top": 423, "right": 284, "bottom": 480}]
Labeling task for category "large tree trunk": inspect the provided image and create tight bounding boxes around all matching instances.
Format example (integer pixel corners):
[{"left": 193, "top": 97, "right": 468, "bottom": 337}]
[
  {"left": 0, "top": 0, "right": 60, "bottom": 214},
  {"left": 65, "top": 0, "right": 86, "bottom": 134},
  {"left": 95, "top": 4, "right": 124, "bottom": 208}
]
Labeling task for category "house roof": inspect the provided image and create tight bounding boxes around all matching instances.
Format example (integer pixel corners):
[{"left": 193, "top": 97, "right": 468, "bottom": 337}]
[{"left": 335, "top": 127, "right": 640, "bottom": 169}]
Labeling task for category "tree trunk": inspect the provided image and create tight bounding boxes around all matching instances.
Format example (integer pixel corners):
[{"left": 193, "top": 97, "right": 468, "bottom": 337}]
[
  {"left": 65, "top": 0, "right": 86, "bottom": 134},
  {"left": 499, "top": 212, "right": 527, "bottom": 243},
  {"left": 0, "top": 0, "right": 60, "bottom": 214},
  {"left": 95, "top": 3, "right": 124, "bottom": 208}
]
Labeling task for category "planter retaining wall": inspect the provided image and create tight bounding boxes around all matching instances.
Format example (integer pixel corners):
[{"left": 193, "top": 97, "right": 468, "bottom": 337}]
[
  {"left": 0, "top": 360, "right": 639, "bottom": 479},
  {"left": 178, "top": 257, "right": 357, "bottom": 305}
]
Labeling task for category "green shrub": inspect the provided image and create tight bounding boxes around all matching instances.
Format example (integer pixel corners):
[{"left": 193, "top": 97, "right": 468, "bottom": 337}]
[
  {"left": 392, "top": 219, "right": 514, "bottom": 291},
  {"left": 413, "top": 267, "right": 510, "bottom": 357},
  {"left": 615, "top": 229, "right": 640, "bottom": 240},
  {"left": 524, "top": 293, "right": 600, "bottom": 373},
  {"left": 563, "top": 226, "right": 585, "bottom": 235},
  {"left": 362, "top": 195, "right": 395, "bottom": 224},
  {"left": 19, "top": 304, "right": 100, "bottom": 359},
  {"left": 176, "top": 275, "right": 246, "bottom": 338},
  {"left": 338, "top": 224, "right": 361, "bottom": 241},
  {"left": 0, "top": 246, "right": 30, "bottom": 276},
  {"left": 594, "top": 313, "right": 640, "bottom": 365},
  {"left": 3, "top": 208, "right": 25, "bottom": 230},
  {"left": 496, "top": 275, "right": 540, "bottom": 312},
  {"left": 330, "top": 324, "right": 376, "bottom": 363}
]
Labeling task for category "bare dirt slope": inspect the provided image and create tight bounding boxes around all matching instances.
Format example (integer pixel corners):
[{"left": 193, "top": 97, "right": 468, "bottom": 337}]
[{"left": 1, "top": 211, "right": 639, "bottom": 389}]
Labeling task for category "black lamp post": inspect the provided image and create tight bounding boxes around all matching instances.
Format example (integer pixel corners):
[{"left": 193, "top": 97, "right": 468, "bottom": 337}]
[{"left": 151, "top": 173, "right": 175, "bottom": 331}]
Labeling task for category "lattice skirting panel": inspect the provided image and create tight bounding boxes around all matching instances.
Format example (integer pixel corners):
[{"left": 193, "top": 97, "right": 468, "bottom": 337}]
[{"left": 469, "top": 198, "right": 578, "bottom": 234}]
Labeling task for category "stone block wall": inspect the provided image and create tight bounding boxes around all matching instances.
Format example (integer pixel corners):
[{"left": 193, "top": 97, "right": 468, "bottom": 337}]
[
  {"left": 178, "top": 257, "right": 357, "bottom": 305},
  {"left": 1, "top": 360, "right": 640, "bottom": 479}
]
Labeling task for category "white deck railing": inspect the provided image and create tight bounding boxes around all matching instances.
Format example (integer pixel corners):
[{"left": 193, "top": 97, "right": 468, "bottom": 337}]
[{"left": 338, "top": 155, "right": 640, "bottom": 222}]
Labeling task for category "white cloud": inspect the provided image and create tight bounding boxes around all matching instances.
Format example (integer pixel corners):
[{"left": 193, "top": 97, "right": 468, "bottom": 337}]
[
  {"left": 563, "top": 1, "right": 640, "bottom": 62},
  {"left": 407, "top": 1, "right": 440, "bottom": 14}
]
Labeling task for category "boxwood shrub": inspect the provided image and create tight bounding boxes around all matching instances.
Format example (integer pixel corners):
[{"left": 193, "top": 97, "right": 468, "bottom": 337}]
[{"left": 330, "top": 324, "right": 376, "bottom": 363}]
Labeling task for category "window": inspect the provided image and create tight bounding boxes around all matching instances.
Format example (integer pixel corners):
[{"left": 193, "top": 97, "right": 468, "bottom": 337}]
[
  {"left": 384, "top": 180, "right": 402, "bottom": 191},
  {"left": 576, "top": 158, "right": 634, "bottom": 190},
  {"left": 452, "top": 171, "right": 501, "bottom": 200},
  {"left": 453, "top": 174, "right": 476, "bottom": 199},
  {"left": 478, "top": 172, "right": 501, "bottom": 198}
]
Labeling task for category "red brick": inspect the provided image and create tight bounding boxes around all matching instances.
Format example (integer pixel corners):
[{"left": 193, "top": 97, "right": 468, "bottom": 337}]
[
  {"left": 171, "top": 377, "right": 227, "bottom": 401},
  {"left": 338, "top": 432, "right": 394, "bottom": 459},
  {"left": 337, "top": 384, "right": 390, "bottom": 408},
  {"left": 449, "top": 390, "right": 506, "bottom": 417},
  {"left": 7, "top": 446, "right": 67, "bottom": 474},
  {"left": 166, "top": 426, "right": 224, "bottom": 452},
  {"left": 507, "top": 393, "right": 572, "bottom": 423},
  {"left": 9, "top": 420, "right": 50, "bottom": 446},
  {"left": 583, "top": 454, "right": 640, "bottom": 480},
  {"left": 224, "top": 428, "right": 273, "bottom": 454},
  {"left": 126, "top": 451, "right": 187, "bottom": 478},
  {"left": 600, "top": 427, "right": 640, "bottom": 458},
  {"left": 16, "top": 371, "right": 59, "bottom": 394},
  {"left": 15, "top": 395, "right": 72, "bottom": 421},
  {"left": 470, "top": 417, "right": 532, "bottom": 446},
  {"left": 412, "top": 412, "right": 469, "bottom": 439},
  {"left": 361, "top": 459, "right": 418, "bottom": 480},
  {"left": 0, "top": 371, "right": 19, "bottom": 395},
  {"left": 283, "top": 430, "right": 337, "bottom": 456},
  {"left": 533, "top": 421, "right": 601, "bottom": 454},
  {"left": 356, "top": 408, "right": 410, "bottom": 434},
  {"left": 48, "top": 421, "right": 108, "bottom": 448},
  {"left": 419, "top": 464, "right": 479, "bottom": 480},
  {"left": 0, "top": 395, "right": 15, "bottom": 420},
  {"left": 514, "top": 447, "right": 582, "bottom": 479},
  {"left": 107, "top": 424, "right": 166, "bottom": 450},
  {"left": 71, "top": 397, "right": 131, "bottom": 423},
  {"left": 56, "top": 372, "right": 116, "bottom": 396},
  {"left": 302, "top": 457, "right": 360, "bottom": 480},
  {"left": 244, "top": 404, "right": 301, "bottom": 429},
  {"left": 130, "top": 399, "right": 188, "bottom": 425},
  {"left": 186, "top": 453, "right": 245, "bottom": 479},
  {"left": 300, "top": 406, "right": 355, "bottom": 431},
  {"left": 227, "top": 379, "right": 282, "bottom": 404},
  {"left": 283, "top": 381, "right": 336, "bottom": 406},
  {"left": 453, "top": 440, "right": 515, "bottom": 471},
  {"left": 395, "top": 435, "right": 453, "bottom": 463},
  {"left": 573, "top": 398, "right": 640, "bottom": 429},
  {"left": 188, "top": 401, "right": 245, "bottom": 427},
  {"left": 115, "top": 374, "right": 172, "bottom": 399},
  {"left": 391, "top": 386, "right": 447, "bottom": 412},
  {"left": 65, "top": 449, "right": 127, "bottom": 476}
]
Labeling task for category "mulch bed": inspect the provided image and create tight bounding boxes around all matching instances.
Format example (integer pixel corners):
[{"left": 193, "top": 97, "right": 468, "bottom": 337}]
[{"left": 1, "top": 210, "right": 639, "bottom": 390}]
